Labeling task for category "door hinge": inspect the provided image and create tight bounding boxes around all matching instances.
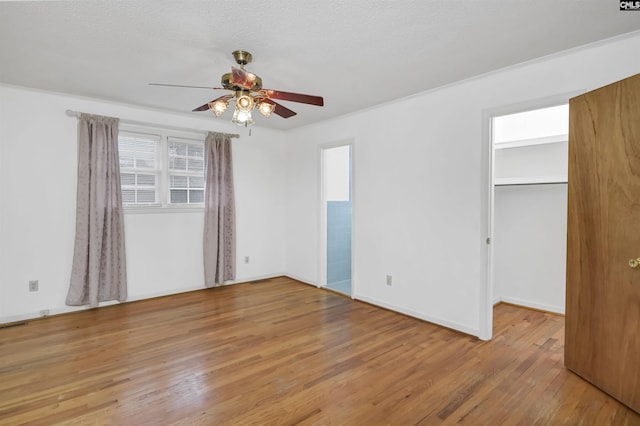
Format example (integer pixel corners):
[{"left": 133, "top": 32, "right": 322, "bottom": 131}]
[{"left": 486, "top": 237, "right": 491, "bottom": 245}]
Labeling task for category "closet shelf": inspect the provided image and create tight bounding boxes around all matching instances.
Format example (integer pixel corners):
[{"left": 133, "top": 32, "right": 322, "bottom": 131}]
[
  {"left": 494, "top": 134, "right": 567, "bottom": 150},
  {"left": 494, "top": 176, "right": 568, "bottom": 186}
]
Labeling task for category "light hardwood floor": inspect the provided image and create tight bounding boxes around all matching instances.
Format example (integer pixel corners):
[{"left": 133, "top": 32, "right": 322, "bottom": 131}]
[{"left": 1, "top": 276, "right": 638, "bottom": 425}]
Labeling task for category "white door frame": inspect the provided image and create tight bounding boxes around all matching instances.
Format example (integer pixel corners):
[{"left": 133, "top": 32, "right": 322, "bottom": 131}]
[
  {"left": 479, "top": 91, "right": 582, "bottom": 340},
  {"left": 319, "top": 139, "right": 355, "bottom": 296}
]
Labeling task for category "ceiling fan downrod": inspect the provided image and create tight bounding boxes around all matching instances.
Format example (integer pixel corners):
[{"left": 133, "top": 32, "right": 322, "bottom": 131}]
[{"left": 232, "top": 50, "right": 252, "bottom": 68}]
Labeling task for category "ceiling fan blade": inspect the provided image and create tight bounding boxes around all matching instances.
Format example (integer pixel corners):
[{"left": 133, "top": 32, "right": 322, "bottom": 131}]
[
  {"left": 264, "top": 99, "right": 297, "bottom": 118},
  {"left": 231, "top": 67, "right": 259, "bottom": 90},
  {"left": 149, "top": 83, "right": 225, "bottom": 90},
  {"left": 192, "top": 95, "right": 231, "bottom": 112},
  {"left": 262, "top": 89, "right": 324, "bottom": 106}
]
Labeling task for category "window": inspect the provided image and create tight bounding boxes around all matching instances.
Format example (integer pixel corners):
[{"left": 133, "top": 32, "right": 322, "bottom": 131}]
[
  {"left": 117, "top": 129, "right": 206, "bottom": 209},
  {"left": 168, "top": 138, "right": 205, "bottom": 204},
  {"left": 119, "top": 132, "right": 160, "bottom": 205}
]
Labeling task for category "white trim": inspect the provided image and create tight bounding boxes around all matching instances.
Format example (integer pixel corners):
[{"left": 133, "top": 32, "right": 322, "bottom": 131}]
[
  {"left": 318, "top": 145, "right": 327, "bottom": 288},
  {"left": 494, "top": 176, "right": 567, "bottom": 186},
  {"left": 481, "top": 91, "right": 580, "bottom": 341},
  {"left": 223, "top": 273, "right": 287, "bottom": 286},
  {"left": 283, "top": 275, "right": 480, "bottom": 335},
  {"left": 350, "top": 141, "right": 356, "bottom": 298},
  {"left": 494, "top": 134, "right": 567, "bottom": 149},
  {"left": 0, "top": 274, "right": 286, "bottom": 325},
  {"left": 318, "top": 139, "right": 355, "bottom": 297},
  {"left": 123, "top": 204, "right": 204, "bottom": 214},
  {"left": 354, "top": 294, "right": 480, "bottom": 338},
  {"left": 479, "top": 107, "right": 494, "bottom": 341},
  {"left": 285, "top": 273, "right": 320, "bottom": 288},
  {"left": 290, "top": 32, "right": 639, "bottom": 134},
  {"left": 0, "top": 305, "right": 99, "bottom": 325},
  {"left": 496, "top": 297, "right": 565, "bottom": 315}
]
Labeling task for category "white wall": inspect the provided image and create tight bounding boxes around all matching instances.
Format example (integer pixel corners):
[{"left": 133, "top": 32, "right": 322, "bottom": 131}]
[
  {"left": 494, "top": 104, "right": 568, "bottom": 143},
  {"left": 283, "top": 32, "right": 640, "bottom": 337},
  {"left": 494, "top": 142, "right": 568, "bottom": 181},
  {"left": 493, "top": 184, "right": 567, "bottom": 313},
  {"left": 324, "top": 145, "right": 350, "bottom": 201},
  {"left": 492, "top": 104, "right": 568, "bottom": 313},
  {"left": 0, "top": 85, "right": 286, "bottom": 323},
  {"left": 0, "top": 93, "right": 4, "bottom": 320}
]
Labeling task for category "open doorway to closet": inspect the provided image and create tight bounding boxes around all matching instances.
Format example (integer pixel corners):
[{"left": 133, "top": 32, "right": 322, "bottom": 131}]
[
  {"left": 322, "top": 144, "right": 352, "bottom": 296},
  {"left": 490, "top": 104, "right": 569, "bottom": 324}
]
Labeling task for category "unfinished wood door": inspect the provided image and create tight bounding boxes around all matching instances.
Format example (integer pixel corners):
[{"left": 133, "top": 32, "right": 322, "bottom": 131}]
[{"left": 565, "top": 73, "right": 640, "bottom": 413}]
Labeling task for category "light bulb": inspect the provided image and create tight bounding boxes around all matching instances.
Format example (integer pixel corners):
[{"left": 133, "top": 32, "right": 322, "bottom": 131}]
[
  {"left": 236, "top": 95, "right": 254, "bottom": 112},
  {"left": 258, "top": 102, "right": 275, "bottom": 118},
  {"left": 209, "top": 99, "right": 229, "bottom": 117},
  {"left": 232, "top": 108, "right": 254, "bottom": 127}
]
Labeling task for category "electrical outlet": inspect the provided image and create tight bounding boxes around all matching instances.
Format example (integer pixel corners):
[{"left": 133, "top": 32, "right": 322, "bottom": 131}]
[
  {"left": 386, "top": 275, "right": 393, "bottom": 286},
  {"left": 40, "top": 309, "right": 50, "bottom": 317},
  {"left": 244, "top": 256, "right": 250, "bottom": 264},
  {"left": 29, "top": 280, "right": 39, "bottom": 292}
]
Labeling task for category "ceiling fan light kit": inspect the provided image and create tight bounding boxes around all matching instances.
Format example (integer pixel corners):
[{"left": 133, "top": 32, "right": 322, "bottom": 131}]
[
  {"left": 231, "top": 107, "right": 255, "bottom": 127},
  {"left": 151, "top": 50, "right": 324, "bottom": 127},
  {"left": 236, "top": 93, "right": 255, "bottom": 111},
  {"left": 257, "top": 101, "right": 275, "bottom": 118},
  {"left": 208, "top": 98, "right": 229, "bottom": 116}
]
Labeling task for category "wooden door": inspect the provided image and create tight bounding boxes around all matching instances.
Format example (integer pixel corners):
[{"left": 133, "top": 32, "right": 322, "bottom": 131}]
[{"left": 565, "top": 73, "right": 640, "bottom": 413}]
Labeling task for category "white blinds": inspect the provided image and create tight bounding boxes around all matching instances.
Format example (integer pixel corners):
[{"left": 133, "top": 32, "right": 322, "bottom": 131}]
[
  {"left": 167, "top": 137, "right": 205, "bottom": 204},
  {"left": 118, "top": 132, "right": 160, "bottom": 205}
]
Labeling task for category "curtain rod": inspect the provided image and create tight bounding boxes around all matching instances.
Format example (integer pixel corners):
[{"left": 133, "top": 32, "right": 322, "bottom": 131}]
[{"left": 65, "top": 109, "right": 240, "bottom": 138}]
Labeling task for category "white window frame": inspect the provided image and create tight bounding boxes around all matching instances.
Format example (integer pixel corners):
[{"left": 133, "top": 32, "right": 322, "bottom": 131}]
[
  {"left": 119, "top": 124, "right": 206, "bottom": 214},
  {"left": 119, "top": 131, "right": 162, "bottom": 206},
  {"left": 167, "top": 137, "right": 206, "bottom": 205}
]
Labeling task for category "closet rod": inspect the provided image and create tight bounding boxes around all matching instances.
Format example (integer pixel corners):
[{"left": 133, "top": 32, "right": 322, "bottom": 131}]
[
  {"left": 495, "top": 181, "right": 567, "bottom": 187},
  {"left": 65, "top": 109, "right": 240, "bottom": 138}
]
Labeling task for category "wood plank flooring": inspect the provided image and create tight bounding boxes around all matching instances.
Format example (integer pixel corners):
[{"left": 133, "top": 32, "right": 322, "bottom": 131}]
[{"left": 1, "top": 276, "right": 638, "bottom": 425}]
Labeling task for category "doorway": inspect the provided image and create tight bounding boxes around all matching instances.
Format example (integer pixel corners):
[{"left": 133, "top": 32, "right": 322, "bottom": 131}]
[
  {"left": 322, "top": 144, "right": 352, "bottom": 296},
  {"left": 489, "top": 104, "right": 569, "bottom": 331}
]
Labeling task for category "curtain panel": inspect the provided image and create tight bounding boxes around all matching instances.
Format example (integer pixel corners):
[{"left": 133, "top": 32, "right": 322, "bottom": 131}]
[
  {"left": 203, "top": 131, "right": 236, "bottom": 287},
  {"left": 66, "top": 113, "right": 127, "bottom": 307}
]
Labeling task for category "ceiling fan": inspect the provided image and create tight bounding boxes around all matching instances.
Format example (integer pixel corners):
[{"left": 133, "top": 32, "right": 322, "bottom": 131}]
[{"left": 150, "top": 50, "right": 324, "bottom": 127}]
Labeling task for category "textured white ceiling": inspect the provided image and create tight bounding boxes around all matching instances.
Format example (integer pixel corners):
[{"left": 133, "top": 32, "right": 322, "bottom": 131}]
[{"left": 1, "top": 1, "right": 639, "bottom": 130}]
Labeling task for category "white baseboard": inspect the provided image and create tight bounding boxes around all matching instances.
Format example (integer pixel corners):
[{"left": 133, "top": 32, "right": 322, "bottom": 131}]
[
  {"left": 496, "top": 296, "right": 565, "bottom": 314},
  {"left": 0, "top": 305, "right": 87, "bottom": 325},
  {"left": 283, "top": 274, "right": 319, "bottom": 288},
  {"left": 3, "top": 275, "right": 522, "bottom": 338},
  {"left": 0, "top": 273, "right": 286, "bottom": 325},
  {"left": 353, "top": 293, "right": 480, "bottom": 338},
  {"left": 282, "top": 275, "right": 480, "bottom": 337},
  {"left": 127, "top": 284, "right": 205, "bottom": 303}
]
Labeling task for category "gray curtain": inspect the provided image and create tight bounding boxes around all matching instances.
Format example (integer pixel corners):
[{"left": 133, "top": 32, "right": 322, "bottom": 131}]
[
  {"left": 204, "top": 131, "right": 236, "bottom": 287},
  {"left": 66, "top": 113, "right": 127, "bottom": 307}
]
